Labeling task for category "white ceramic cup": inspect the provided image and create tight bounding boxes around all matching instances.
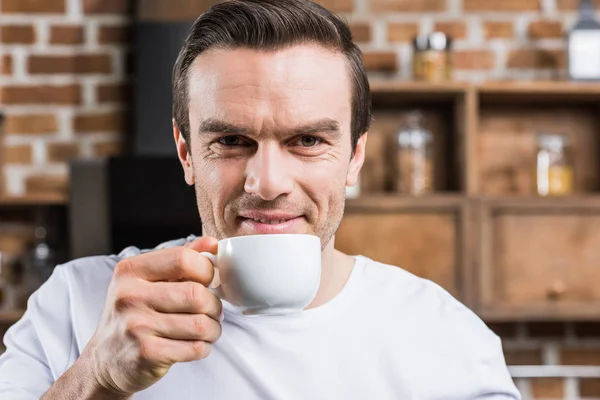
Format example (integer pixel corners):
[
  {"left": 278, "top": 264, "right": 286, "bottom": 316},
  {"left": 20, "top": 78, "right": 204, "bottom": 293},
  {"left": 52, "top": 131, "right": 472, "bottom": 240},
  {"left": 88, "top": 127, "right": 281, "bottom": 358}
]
[{"left": 200, "top": 234, "right": 322, "bottom": 316}]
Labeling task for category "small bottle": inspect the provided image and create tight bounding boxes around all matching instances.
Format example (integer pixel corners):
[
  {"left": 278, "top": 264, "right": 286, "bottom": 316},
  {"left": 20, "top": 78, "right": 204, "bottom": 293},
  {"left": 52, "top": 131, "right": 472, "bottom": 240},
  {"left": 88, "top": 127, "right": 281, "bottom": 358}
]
[
  {"left": 18, "top": 225, "right": 56, "bottom": 308},
  {"left": 394, "top": 112, "right": 434, "bottom": 195},
  {"left": 536, "top": 133, "right": 574, "bottom": 196}
]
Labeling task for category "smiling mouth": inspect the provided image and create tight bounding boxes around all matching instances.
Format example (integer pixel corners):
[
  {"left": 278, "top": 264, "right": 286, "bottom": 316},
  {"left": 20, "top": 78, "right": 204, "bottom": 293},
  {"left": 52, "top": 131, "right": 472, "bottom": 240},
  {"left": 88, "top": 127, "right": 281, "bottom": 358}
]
[{"left": 248, "top": 218, "right": 293, "bottom": 224}]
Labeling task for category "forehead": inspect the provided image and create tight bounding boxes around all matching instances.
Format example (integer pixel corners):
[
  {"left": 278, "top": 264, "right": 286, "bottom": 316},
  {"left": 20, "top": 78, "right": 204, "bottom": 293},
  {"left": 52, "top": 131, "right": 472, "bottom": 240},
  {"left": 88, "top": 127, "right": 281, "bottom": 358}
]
[{"left": 186, "top": 45, "right": 352, "bottom": 123}]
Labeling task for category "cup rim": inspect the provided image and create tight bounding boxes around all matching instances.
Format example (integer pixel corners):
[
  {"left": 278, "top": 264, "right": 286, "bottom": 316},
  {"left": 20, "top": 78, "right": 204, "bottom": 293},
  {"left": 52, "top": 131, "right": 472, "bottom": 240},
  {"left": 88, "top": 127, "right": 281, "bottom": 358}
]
[{"left": 220, "top": 233, "right": 320, "bottom": 244}]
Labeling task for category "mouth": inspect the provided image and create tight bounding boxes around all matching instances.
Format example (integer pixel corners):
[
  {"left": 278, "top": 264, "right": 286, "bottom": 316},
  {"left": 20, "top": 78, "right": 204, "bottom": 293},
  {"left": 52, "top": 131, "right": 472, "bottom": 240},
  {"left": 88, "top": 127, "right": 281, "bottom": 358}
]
[{"left": 238, "top": 212, "right": 305, "bottom": 234}]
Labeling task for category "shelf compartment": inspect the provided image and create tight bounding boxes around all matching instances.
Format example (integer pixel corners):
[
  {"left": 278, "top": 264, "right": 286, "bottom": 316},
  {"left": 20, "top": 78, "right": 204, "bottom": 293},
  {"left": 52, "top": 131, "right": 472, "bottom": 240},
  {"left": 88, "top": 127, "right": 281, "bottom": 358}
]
[
  {"left": 338, "top": 197, "right": 473, "bottom": 302},
  {"left": 475, "top": 100, "right": 600, "bottom": 196},
  {"left": 478, "top": 197, "right": 600, "bottom": 321},
  {"left": 364, "top": 83, "right": 470, "bottom": 196}
]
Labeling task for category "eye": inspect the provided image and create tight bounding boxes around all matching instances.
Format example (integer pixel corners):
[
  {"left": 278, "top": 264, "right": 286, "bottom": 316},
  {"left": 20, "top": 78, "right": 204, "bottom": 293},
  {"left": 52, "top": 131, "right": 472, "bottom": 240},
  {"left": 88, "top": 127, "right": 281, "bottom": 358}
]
[
  {"left": 218, "top": 136, "right": 246, "bottom": 146},
  {"left": 297, "top": 136, "right": 321, "bottom": 147}
]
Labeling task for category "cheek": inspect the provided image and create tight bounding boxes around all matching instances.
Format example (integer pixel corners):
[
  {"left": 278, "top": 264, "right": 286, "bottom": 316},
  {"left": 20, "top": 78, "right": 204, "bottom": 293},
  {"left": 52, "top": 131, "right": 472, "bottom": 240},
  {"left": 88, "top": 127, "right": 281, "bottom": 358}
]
[{"left": 193, "top": 157, "right": 246, "bottom": 205}]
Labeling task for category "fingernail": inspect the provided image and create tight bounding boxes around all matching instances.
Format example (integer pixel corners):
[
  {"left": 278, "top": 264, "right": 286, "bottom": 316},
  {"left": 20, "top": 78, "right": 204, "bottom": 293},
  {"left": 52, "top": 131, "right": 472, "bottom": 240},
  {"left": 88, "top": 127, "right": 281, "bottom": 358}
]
[{"left": 219, "top": 311, "right": 225, "bottom": 323}]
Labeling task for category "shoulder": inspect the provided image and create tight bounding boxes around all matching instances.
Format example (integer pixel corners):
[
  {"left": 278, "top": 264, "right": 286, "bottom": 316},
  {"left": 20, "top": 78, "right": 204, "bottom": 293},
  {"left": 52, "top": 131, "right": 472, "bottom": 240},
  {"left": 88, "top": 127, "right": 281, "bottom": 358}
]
[
  {"left": 355, "top": 256, "right": 518, "bottom": 396},
  {"left": 356, "top": 255, "right": 498, "bottom": 350}
]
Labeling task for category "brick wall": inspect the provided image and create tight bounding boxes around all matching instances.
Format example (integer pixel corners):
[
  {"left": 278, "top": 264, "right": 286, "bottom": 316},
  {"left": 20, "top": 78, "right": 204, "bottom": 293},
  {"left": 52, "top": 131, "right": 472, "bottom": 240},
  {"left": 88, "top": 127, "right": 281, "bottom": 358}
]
[
  {"left": 0, "top": 0, "right": 130, "bottom": 197},
  {"left": 2, "top": 0, "right": 600, "bottom": 399}
]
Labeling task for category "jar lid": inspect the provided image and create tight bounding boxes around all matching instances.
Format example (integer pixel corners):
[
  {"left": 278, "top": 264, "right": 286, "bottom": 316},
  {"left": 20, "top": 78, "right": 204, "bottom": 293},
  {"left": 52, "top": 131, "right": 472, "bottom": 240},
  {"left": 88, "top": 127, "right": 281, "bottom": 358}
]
[
  {"left": 537, "top": 133, "right": 568, "bottom": 150},
  {"left": 413, "top": 32, "right": 452, "bottom": 51}
]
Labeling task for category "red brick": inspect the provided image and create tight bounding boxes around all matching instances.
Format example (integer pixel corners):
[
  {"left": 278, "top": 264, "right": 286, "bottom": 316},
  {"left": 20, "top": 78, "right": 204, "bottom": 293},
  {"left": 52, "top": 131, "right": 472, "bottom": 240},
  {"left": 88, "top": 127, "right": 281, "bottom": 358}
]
[
  {"left": 96, "top": 83, "right": 130, "bottom": 104},
  {"left": 574, "top": 322, "right": 600, "bottom": 338},
  {"left": 483, "top": 21, "right": 514, "bottom": 39},
  {"left": 1, "top": 0, "right": 66, "bottom": 13},
  {"left": 4, "top": 114, "right": 58, "bottom": 134},
  {"left": 98, "top": 25, "right": 130, "bottom": 44},
  {"left": 28, "top": 54, "right": 112, "bottom": 74},
  {"left": 362, "top": 52, "right": 398, "bottom": 72},
  {"left": 388, "top": 23, "right": 420, "bottom": 42},
  {"left": 530, "top": 378, "right": 565, "bottom": 398},
  {"left": 47, "top": 143, "right": 80, "bottom": 163},
  {"left": 453, "top": 50, "right": 495, "bottom": 69},
  {"left": 2, "top": 54, "right": 13, "bottom": 75},
  {"left": 93, "top": 141, "right": 125, "bottom": 158},
  {"left": 25, "top": 174, "right": 68, "bottom": 196},
  {"left": 372, "top": 0, "right": 446, "bottom": 12},
  {"left": 507, "top": 49, "right": 565, "bottom": 69},
  {"left": 464, "top": 0, "right": 540, "bottom": 11},
  {"left": 73, "top": 111, "right": 126, "bottom": 133},
  {"left": 314, "top": 0, "right": 354, "bottom": 13},
  {"left": 3, "top": 145, "right": 32, "bottom": 164},
  {"left": 434, "top": 21, "right": 467, "bottom": 39},
  {"left": 560, "top": 348, "right": 600, "bottom": 365},
  {"left": 580, "top": 378, "right": 600, "bottom": 398},
  {"left": 1, "top": 85, "right": 81, "bottom": 105},
  {"left": 50, "top": 25, "right": 84, "bottom": 44},
  {"left": 527, "top": 322, "right": 567, "bottom": 338},
  {"left": 1, "top": 25, "right": 36, "bottom": 44},
  {"left": 503, "top": 348, "right": 543, "bottom": 365},
  {"left": 349, "top": 23, "right": 371, "bottom": 43},
  {"left": 557, "top": 0, "right": 600, "bottom": 11},
  {"left": 83, "top": 0, "right": 132, "bottom": 14},
  {"left": 528, "top": 20, "right": 563, "bottom": 39}
]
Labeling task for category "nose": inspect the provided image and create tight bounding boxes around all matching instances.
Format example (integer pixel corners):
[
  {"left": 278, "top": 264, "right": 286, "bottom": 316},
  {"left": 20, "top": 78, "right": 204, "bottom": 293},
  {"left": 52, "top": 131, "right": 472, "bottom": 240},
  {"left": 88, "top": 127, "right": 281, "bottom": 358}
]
[{"left": 244, "top": 142, "right": 295, "bottom": 201}]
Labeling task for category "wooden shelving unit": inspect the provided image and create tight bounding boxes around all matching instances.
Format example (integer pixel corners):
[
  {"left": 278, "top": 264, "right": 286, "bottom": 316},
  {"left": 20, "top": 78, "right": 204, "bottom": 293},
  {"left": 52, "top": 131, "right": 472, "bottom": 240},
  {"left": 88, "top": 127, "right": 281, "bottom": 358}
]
[
  {"left": 2, "top": 80, "right": 600, "bottom": 323},
  {"left": 335, "top": 80, "right": 600, "bottom": 322},
  {"left": 0, "top": 310, "right": 25, "bottom": 324},
  {"left": 0, "top": 194, "right": 68, "bottom": 206}
]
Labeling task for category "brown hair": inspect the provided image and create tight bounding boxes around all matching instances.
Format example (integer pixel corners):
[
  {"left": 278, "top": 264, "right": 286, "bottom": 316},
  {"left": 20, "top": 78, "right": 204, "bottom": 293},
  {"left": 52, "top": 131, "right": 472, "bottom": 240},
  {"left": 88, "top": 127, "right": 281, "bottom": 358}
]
[{"left": 172, "top": 0, "right": 372, "bottom": 154}]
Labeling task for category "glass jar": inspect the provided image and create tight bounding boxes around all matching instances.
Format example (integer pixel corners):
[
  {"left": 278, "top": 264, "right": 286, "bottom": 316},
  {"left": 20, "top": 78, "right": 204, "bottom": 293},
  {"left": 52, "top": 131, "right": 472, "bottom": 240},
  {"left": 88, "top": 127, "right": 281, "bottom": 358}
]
[
  {"left": 394, "top": 112, "right": 434, "bottom": 195},
  {"left": 536, "top": 133, "right": 574, "bottom": 196},
  {"left": 413, "top": 32, "right": 453, "bottom": 82}
]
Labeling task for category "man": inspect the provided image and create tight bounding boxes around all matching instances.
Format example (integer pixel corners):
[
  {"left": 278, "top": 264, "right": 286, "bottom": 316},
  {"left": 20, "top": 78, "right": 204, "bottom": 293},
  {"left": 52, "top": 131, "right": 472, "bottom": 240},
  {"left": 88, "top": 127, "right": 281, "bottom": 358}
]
[{"left": 0, "top": 1, "right": 520, "bottom": 399}]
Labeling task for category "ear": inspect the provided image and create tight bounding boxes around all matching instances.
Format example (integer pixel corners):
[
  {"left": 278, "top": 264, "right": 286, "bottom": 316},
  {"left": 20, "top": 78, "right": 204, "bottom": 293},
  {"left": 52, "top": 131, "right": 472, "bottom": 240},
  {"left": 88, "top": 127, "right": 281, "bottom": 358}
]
[
  {"left": 173, "top": 119, "right": 195, "bottom": 185},
  {"left": 346, "top": 132, "right": 368, "bottom": 187}
]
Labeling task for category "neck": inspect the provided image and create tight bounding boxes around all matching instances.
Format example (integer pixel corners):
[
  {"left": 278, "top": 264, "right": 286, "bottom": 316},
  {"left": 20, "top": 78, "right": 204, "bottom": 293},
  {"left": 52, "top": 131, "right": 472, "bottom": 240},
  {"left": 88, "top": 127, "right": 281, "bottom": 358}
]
[{"left": 305, "top": 235, "right": 355, "bottom": 310}]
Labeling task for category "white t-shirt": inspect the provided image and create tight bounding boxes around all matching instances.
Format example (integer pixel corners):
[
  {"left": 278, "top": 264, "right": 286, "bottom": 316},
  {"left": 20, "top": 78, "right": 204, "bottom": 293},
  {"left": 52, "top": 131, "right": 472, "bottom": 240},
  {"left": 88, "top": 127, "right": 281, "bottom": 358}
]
[{"left": 0, "top": 235, "right": 520, "bottom": 399}]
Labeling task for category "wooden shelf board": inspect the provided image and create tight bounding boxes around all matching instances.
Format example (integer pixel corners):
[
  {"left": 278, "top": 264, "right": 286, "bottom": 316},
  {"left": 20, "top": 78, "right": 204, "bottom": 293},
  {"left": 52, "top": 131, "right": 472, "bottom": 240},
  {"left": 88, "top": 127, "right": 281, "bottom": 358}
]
[
  {"left": 0, "top": 194, "right": 68, "bottom": 206},
  {"left": 479, "top": 81, "right": 600, "bottom": 95},
  {"left": 481, "top": 306, "right": 600, "bottom": 322},
  {"left": 479, "top": 195, "right": 600, "bottom": 211},
  {"left": 345, "top": 193, "right": 465, "bottom": 211},
  {"left": 0, "top": 310, "right": 24, "bottom": 324},
  {"left": 479, "top": 81, "right": 600, "bottom": 104},
  {"left": 370, "top": 80, "right": 470, "bottom": 94}
]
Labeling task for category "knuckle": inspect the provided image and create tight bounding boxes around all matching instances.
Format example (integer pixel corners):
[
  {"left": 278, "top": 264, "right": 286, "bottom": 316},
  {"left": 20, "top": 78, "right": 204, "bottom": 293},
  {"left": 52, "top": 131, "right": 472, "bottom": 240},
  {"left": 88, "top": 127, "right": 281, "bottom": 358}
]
[
  {"left": 114, "top": 259, "right": 132, "bottom": 277},
  {"left": 137, "top": 339, "right": 155, "bottom": 364},
  {"left": 193, "top": 314, "right": 208, "bottom": 336},
  {"left": 172, "top": 247, "right": 191, "bottom": 276},
  {"left": 113, "top": 285, "right": 141, "bottom": 312},
  {"left": 192, "top": 341, "right": 211, "bottom": 359},
  {"left": 125, "top": 316, "right": 147, "bottom": 338},
  {"left": 184, "top": 282, "right": 203, "bottom": 307}
]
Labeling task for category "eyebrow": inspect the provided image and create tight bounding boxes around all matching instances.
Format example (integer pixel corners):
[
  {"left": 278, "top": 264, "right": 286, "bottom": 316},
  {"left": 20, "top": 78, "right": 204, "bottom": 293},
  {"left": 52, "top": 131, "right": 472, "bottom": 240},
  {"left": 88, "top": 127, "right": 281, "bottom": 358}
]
[{"left": 197, "top": 118, "right": 341, "bottom": 137}]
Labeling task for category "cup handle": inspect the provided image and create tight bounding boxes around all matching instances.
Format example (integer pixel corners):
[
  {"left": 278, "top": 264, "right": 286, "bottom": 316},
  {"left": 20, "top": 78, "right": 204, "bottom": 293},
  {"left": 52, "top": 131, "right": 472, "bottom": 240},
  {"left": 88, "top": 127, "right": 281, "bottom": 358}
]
[{"left": 199, "top": 251, "right": 217, "bottom": 266}]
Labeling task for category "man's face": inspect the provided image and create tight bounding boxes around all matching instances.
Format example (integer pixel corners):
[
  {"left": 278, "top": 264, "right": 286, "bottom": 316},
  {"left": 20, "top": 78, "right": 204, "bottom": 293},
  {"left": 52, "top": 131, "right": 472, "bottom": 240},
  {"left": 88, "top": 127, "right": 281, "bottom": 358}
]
[{"left": 175, "top": 45, "right": 366, "bottom": 249}]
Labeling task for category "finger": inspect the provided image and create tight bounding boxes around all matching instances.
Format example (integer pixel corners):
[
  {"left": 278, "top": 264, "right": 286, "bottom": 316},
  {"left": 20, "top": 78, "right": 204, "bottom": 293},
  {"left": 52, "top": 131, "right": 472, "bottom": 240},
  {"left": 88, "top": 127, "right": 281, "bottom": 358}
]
[
  {"left": 151, "top": 312, "right": 222, "bottom": 342},
  {"left": 145, "top": 336, "right": 213, "bottom": 365},
  {"left": 146, "top": 281, "right": 222, "bottom": 320},
  {"left": 185, "top": 236, "right": 218, "bottom": 253},
  {"left": 115, "top": 246, "right": 215, "bottom": 285}
]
